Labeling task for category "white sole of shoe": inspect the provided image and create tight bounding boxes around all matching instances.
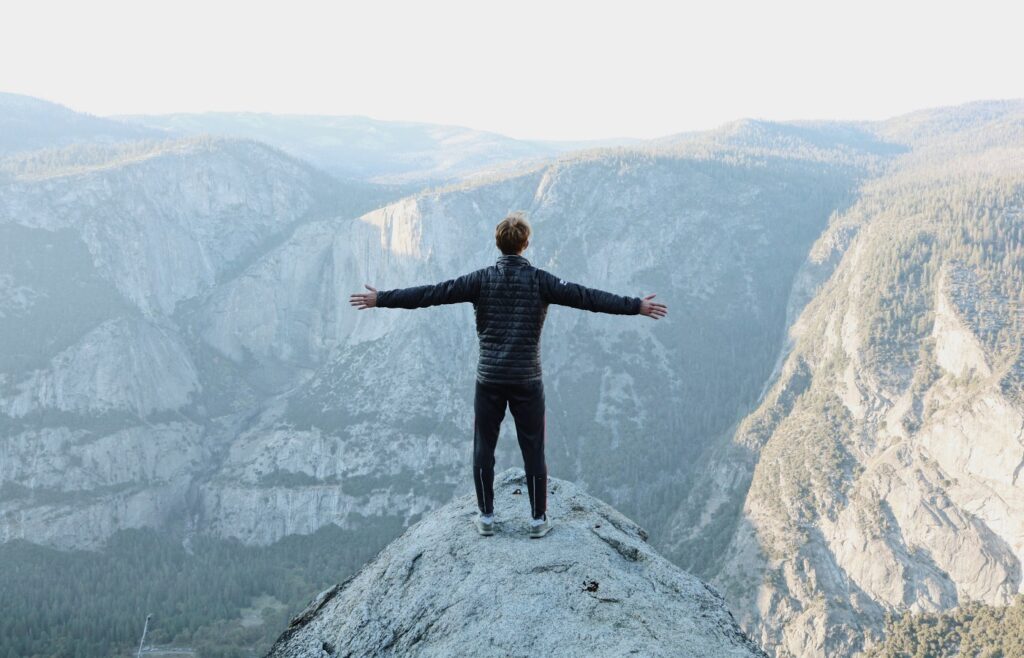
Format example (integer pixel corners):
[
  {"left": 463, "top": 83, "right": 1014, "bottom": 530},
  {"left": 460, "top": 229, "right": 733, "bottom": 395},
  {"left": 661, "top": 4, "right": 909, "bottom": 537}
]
[{"left": 529, "top": 524, "right": 551, "bottom": 539}]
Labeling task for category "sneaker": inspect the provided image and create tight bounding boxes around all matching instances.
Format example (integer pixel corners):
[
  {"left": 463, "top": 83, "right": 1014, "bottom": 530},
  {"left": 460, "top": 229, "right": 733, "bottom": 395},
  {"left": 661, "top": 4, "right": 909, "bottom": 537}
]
[
  {"left": 529, "top": 513, "right": 551, "bottom": 539},
  {"left": 475, "top": 513, "right": 495, "bottom": 536}
]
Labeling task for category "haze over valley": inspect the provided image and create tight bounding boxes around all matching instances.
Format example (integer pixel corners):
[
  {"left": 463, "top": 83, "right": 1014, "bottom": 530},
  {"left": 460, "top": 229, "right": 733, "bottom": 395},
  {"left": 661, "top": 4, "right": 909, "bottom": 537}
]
[{"left": 1, "top": 91, "right": 1022, "bottom": 657}]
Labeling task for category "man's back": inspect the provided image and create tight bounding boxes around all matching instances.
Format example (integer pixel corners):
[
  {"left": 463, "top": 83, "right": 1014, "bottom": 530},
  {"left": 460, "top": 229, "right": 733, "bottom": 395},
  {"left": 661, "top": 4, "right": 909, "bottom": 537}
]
[
  {"left": 375, "top": 253, "right": 643, "bottom": 385},
  {"left": 475, "top": 254, "right": 549, "bottom": 384},
  {"left": 474, "top": 253, "right": 642, "bottom": 384}
]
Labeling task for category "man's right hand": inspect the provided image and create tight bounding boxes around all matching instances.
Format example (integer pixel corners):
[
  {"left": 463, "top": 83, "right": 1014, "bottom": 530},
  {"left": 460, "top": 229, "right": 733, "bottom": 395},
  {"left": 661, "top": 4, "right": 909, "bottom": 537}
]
[
  {"left": 349, "top": 284, "right": 378, "bottom": 310},
  {"left": 639, "top": 294, "right": 667, "bottom": 320}
]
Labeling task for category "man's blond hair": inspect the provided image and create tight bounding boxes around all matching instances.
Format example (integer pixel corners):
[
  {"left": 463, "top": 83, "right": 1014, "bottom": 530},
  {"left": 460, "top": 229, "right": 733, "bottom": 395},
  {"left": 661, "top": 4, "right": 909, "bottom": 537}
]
[{"left": 495, "top": 212, "right": 531, "bottom": 255}]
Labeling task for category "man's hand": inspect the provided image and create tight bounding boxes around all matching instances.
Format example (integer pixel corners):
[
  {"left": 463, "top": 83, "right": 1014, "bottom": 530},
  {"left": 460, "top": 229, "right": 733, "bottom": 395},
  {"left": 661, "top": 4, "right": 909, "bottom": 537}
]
[
  {"left": 349, "top": 284, "right": 378, "bottom": 310},
  {"left": 639, "top": 294, "right": 667, "bottom": 320}
]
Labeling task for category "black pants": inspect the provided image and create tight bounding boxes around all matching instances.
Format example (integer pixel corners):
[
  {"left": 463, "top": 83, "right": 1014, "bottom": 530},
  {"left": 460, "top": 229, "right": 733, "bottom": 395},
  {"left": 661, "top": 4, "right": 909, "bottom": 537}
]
[{"left": 472, "top": 378, "right": 547, "bottom": 519}]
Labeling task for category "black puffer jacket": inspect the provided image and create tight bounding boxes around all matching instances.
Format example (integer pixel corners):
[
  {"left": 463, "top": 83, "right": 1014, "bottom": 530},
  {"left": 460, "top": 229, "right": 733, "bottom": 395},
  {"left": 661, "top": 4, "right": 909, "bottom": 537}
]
[{"left": 375, "top": 254, "right": 642, "bottom": 384}]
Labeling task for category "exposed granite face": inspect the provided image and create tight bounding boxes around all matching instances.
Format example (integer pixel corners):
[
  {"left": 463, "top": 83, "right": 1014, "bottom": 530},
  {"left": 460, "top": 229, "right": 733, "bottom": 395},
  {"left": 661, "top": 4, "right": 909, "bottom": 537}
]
[
  {"left": 266, "top": 468, "right": 767, "bottom": 658},
  {"left": 662, "top": 112, "right": 1024, "bottom": 657},
  {"left": 1, "top": 316, "right": 200, "bottom": 418},
  {"left": 0, "top": 138, "right": 325, "bottom": 318},
  {"left": 720, "top": 262, "right": 1024, "bottom": 658}
]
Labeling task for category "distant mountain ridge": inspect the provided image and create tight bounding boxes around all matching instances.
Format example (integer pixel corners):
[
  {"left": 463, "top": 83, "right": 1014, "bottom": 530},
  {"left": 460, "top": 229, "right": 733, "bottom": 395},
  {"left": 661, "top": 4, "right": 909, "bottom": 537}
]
[
  {"left": 115, "top": 111, "right": 642, "bottom": 185},
  {"left": 0, "top": 92, "right": 158, "bottom": 153}
]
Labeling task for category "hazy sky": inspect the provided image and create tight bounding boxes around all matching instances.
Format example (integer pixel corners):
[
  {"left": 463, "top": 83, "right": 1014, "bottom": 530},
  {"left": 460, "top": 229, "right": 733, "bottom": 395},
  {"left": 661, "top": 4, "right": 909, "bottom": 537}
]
[{"left": 3, "top": 0, "right": 1022, "bottom": 140}]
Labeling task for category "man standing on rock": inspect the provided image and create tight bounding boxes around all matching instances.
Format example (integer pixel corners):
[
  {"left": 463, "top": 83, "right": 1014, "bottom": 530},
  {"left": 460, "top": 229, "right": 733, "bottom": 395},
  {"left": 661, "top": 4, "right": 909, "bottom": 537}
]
[{"left": 349, "top": 212, "right": 667, "bottom": 538}]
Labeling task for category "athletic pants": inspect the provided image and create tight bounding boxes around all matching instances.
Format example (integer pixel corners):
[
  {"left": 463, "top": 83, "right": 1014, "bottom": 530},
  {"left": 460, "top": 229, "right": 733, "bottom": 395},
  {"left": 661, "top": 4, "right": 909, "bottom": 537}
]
[{"left": 472, "top": 377, "right": 547, "bottom": 520}]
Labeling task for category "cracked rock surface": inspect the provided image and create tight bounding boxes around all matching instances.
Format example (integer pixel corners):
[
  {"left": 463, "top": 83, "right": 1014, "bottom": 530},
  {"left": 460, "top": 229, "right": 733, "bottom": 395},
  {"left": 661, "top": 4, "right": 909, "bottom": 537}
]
[{"left": 266, "top": 468, "right": 766, "bottom": 658}]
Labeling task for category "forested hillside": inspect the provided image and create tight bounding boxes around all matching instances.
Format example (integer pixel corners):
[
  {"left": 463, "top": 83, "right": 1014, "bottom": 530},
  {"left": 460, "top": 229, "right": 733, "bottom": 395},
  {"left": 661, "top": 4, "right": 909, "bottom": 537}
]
[
  {"left": 0, "top": 522, "right": 404, "bottom": 658},
  {"left": 865, "top": 596, "right": 1024, "bottom": 658}
]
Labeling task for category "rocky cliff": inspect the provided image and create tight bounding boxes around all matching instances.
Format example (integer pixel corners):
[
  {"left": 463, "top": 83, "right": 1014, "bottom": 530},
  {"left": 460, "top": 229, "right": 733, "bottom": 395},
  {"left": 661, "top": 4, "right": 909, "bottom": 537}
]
[
  {"left": 664, "top": 101, "right": 1024, "bottom": 657},
  {"left": 0, "top": 135, "right": 391, "bottom": 549},
  {"left": 266, "top": 468, "right": 766, "bottom": 658}
]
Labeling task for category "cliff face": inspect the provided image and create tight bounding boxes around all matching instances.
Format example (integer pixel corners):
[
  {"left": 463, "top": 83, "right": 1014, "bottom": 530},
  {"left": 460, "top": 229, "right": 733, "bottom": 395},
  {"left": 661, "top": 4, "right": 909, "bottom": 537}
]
[
  {"left": 0, "top": 136, "right": 388, "bottom": 549},
  {"left": 664, "top": 102, "right": 1024, "bottom": 657},
  {"left": 266, "top": 468, "right": 766, "bottom": 658}
]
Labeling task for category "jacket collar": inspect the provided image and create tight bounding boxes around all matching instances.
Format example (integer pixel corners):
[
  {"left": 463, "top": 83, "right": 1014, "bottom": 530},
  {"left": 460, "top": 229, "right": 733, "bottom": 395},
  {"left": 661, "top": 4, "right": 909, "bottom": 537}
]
[{"left": 497, "top": 253, "right": 531, "bottom": 268}]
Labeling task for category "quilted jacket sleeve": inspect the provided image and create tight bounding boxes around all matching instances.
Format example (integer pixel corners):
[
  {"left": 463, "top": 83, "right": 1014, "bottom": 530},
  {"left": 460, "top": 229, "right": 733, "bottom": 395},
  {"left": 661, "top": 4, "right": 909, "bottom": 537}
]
[
  {"left": 376, "top": 269, "right": 484, "bottom": 309},
  {"left": 538, "top": 269, "right": 642, "bottom": 315}
]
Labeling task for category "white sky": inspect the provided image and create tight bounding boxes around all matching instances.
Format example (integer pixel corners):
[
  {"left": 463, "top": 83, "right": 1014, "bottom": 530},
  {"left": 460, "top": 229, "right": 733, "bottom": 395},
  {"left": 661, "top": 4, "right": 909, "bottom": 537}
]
[{"left": 2, "top": 0, "right": 1022, "bottom": 141}]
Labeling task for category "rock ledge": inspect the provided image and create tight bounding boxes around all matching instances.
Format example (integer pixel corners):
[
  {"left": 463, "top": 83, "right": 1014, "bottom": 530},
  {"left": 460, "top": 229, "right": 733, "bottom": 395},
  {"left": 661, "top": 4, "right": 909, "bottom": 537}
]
[{"left": 266, "top": 468, "right": 766, "bottom": 658}]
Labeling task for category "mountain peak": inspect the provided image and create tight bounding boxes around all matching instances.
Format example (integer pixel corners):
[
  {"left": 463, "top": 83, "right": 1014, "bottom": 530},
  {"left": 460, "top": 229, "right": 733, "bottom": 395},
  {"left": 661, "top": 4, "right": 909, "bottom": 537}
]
[{"left": 266, "top": 468, "right": 766, "bottom": 657}]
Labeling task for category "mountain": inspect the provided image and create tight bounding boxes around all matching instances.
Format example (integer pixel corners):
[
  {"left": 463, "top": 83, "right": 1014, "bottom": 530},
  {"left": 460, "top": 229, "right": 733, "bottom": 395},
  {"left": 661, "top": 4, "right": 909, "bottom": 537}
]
[
  {"left": 0, "top": 137, "right": 350, "bottom": 317},
  {"left": 266, "top": 467, "right": 766, "bottom": 658},
  {"left": 3, "top": 94, "right": 1024, "bottom": 656},
  {"left": 664, "top": 100, "right": 1024, "bottom": 656},
  {"left": 0, "top": 92, "right": 157, "bottom": 153},
  {"left": 117, "top": 112, "right": 637, "bottom": 185},
  {"left": 0, "top": 135, "right": 398, "bottom": 551}
]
